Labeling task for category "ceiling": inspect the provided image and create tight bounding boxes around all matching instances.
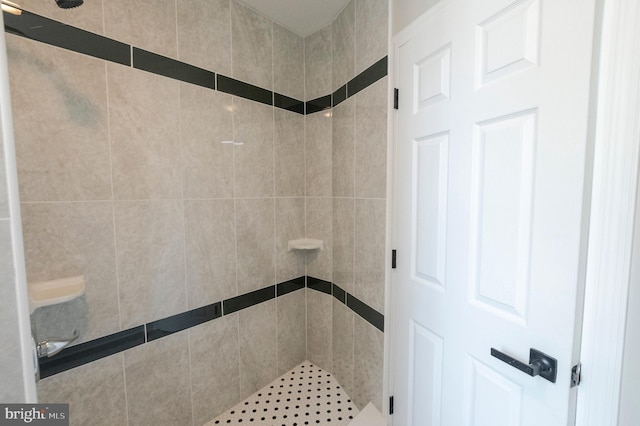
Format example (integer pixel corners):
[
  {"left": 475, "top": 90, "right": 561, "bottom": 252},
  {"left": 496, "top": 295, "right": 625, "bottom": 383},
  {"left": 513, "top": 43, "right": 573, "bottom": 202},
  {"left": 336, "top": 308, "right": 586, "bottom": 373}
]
[{"left": 237, "top": 0, "right": 351, "bottom": 37}]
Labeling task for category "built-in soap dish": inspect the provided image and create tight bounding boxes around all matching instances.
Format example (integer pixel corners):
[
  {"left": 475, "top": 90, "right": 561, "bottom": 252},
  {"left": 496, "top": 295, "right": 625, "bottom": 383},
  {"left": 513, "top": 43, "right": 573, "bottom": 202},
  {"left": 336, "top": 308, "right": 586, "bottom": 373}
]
[
  {"left": 287, "top": 238, "right": 324, "bottom": 251},
  {"left": 28, "top": 275, "right": 86, "bottom": 314}
]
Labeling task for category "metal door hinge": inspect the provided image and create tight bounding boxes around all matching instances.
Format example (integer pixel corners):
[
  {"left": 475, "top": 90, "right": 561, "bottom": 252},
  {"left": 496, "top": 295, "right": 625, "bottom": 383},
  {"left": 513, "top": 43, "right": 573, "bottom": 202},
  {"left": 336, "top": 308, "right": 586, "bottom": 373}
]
[
  {"left": 392, "top": 250, "right": 397, "bottom": 269},
  {"left": 571, "top": 363, "right": 582, "bottom": 387},
  {"left": 394, "top": 88, "right": 399, "bottom": 109},
  {"left": 389, "top": 396, "right": 394, "bottom": 415}
]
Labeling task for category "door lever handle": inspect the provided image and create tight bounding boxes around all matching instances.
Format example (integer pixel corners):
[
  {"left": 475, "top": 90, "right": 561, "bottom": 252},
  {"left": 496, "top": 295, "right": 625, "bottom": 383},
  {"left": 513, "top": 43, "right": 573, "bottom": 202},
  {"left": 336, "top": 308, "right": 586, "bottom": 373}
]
[{"left": 490, "top": 348, "right": 557, "bottom": 383}]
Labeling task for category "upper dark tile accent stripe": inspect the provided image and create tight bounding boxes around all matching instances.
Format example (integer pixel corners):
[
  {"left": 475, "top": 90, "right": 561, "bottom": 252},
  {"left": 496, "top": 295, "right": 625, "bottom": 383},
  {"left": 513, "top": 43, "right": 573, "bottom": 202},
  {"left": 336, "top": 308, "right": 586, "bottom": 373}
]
[
  {"left": 277, "top": 276, "right": 306, "bottom": 296},
  {"left": 332, "top": 85, "right": 347, "bottom": 107},
  {"left": 39, "top": 326, "right": 145, "bottom": 379},
  {"left": 217, "top": 74, "right": 273, "bottom": 106},
  {"left": 332, "top": 283, "right": 346, "bottom": 304},
  {"left": 4, "top": 10, "right": 131, "bottom": 66},
  {"left": 223, "top": 285, "right": 275, "bottom": 315},
  {"left": 133, "top": 47, "right": 215, "bottom": 89},
  {"left": 146, "top": 302, "right": 222, "bottom": 342},
  {"left": 347, "top": 294, "right": 384, "bottom": 332},
  {"left": 347, "top": 56, "right": 388, "bottom": 98},
  {"left": 307, "top": 276, "right": 332, "bottom": 295},
  {"left": 274, "top": 93, "right": 305, "bottom": 115},
  {"left": 305, "top": 95, "right": 332, "bottom": 115}
]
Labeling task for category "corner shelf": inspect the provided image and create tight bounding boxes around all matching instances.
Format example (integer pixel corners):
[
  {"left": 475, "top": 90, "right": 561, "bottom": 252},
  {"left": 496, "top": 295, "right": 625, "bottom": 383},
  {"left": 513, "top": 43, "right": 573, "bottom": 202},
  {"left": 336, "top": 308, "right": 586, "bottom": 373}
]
[
  {"left": 288, "top": 238, "right": 324, "bottom": 251},
  {"left": 28, "top": 275, "right": 86, "bottom": 314}
]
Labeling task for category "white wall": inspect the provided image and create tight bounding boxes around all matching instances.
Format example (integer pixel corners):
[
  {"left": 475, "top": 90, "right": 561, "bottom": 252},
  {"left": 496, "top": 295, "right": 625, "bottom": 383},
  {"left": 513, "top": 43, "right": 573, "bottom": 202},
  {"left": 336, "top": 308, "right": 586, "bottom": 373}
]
[{"left": 392, "top": 0, "right": 441, "bottom": 34}]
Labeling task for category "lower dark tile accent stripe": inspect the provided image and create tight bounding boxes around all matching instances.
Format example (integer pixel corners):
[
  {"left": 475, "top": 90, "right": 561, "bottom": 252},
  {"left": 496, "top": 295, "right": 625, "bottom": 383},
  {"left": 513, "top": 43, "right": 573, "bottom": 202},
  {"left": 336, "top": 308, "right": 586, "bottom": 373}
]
[
  {"left": 274, "top": 92, "right": 305, "bottom": 114},
  {"left": 133, "top": 47, "right": 215, "bottom": 89},
  {"left": 223, "top": 285, "right": 276, "bottom": 315},
  {"left": 305, "top": 95, "right": 332, "bottom": 115},
  {"left": 332, "top": 283, "right": 346, "bottom": 304},
  {"left": 277, "top": 276, "right": 306, "bottom": 296},
  {"left": 4, "top": 10, "right": 131, "bottom": 66},
  {"left": 347, "top": 56, "right": 388, "bottom": 98},
  {"left": 39, "top": 326, "right": 145, "bottom": 379},
  {"left": 307, "top": 276, "right": 332, "bottom": 295},
  {"left": 217, "top": 74, "right": 273, "bottom": 106},
  {"left": 332, "top": 85, "right": 347, "bottom": 107},
  {"left": 146, "top": 302, "right": 222, "bottom": 342},
  {"left": 347, "top": 294, "right": 384, "bottom": 332}
]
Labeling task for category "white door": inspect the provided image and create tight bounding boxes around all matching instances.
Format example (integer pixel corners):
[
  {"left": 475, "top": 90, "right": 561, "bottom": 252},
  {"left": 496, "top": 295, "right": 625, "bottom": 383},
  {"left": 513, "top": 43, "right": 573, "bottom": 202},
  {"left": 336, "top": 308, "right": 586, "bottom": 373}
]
[{"left": 392, "top": 0, "right": 596, "bottom": 424}]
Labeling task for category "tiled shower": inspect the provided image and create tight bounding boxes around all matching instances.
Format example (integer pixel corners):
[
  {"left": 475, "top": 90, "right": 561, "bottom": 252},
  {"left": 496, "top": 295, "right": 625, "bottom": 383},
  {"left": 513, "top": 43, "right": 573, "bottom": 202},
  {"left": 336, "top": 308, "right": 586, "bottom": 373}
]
[{"left": 2, "top": 0, "right": 389, "bottom": 424}]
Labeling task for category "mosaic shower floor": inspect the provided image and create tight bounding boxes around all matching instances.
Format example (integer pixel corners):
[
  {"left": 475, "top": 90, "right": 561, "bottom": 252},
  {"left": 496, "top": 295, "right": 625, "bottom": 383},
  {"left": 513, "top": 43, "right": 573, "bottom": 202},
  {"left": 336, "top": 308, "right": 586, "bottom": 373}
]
[{"left": 205, "top": 361, "right": 359, "bottom": 426}]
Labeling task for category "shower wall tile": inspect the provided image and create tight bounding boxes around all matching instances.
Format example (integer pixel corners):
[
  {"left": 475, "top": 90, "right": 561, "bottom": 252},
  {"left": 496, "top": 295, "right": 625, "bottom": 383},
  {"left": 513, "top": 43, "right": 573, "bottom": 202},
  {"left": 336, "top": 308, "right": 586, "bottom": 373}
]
[
  {"left": 233, "top": 97, "right": 275, "bottom": 198},
  {"left": 305, "top": 197, "right": 333, "bottom": 282},
  {"left": 333, "top": 198, "right": 354, "bottom": 295},
  {"left": 305, "top": 111, "right": 332, "bottom": 197},
  {"left": 305, "top": 25, "right": 332, "bottom": 101},
  {"left": 306, "top": 289, "right": 332, "bottom": 373},
  {"left": 17, "top": 0, "right": 105, "bottom": 35},
  {"left": 275, "top": 109, "right": 305, "bottom": 197},
  {"left": 21, "top": 202, "right": 119, "bottom": 344},
  {"left": 236, "top": 198, "right": 276, "bottom": 294},
  {"left": 274, "top": 24, "right": 304, "bottom": 101},
  {"left": 190, "top": 314, "right": 240, "bottom": 425},
  {"left": 332, "top": 97, "right": 355, "bottom": 197},
  {"left": 37, "top": 354, "right": 127, "bottom": 426},
  {"left": 332, "top": 299, "right": 354, "bottom": 398},
  {"left": 231, "top": 0, "right": 273, "bottom": 90},
  {"left": 355, "top": 77, "right": 388, "bottom": 199},
  {"left": 355, "top": 0, "right": 389, "bottom": 74},
  {"left": 277, "top": 290, "right": 306, "bottom": 375},
  {"left": 239, "top": 299, "right": 278, "bottom": 396},
  {"left": 180, "top": 83, "right": 234, "bottom": 199},
  {"left": 7, "top": 38, "right": 111, "bottom": 202},
  {"left": 184, "top": 199, "right": 236, "bottom": 309},
  {"left": 275, "top": 197, "right": 305, "bottom": 282},
  {"left": 124, "top": 331, "right": 192, "bottom": 426},
  {"left": 114, "top": 200, "right": 186, "bottom": 328},
  {"left": 355, "top": 199, "right": 386, "bottom": 313},
  {"left": 177, "top": 0, "right": 232, "bottom": 75},
  {"left": 354, "top": 316, "right": 384, "bottom": 412},
  {"left": 332, "top": 0, "right": 355, "bottom": 90},
  {"left": 104, "top": 0, "right": 177, "bottom": 59},
  {"left": 107, "top": 63, "right": 181, "bottom": 200}
]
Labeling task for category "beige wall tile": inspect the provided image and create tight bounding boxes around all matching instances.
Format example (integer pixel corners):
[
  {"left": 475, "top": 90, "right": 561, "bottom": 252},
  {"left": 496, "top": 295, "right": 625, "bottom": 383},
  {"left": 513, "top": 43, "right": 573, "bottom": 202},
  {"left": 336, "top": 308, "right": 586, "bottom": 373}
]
[
  {"left": 38, "top": 354, "right": 127, "bottom": 426},
  {"left": 354, "top": 316, "right": 384, "bottom": 411},
  {"left": 274, "top": 24, "right": 304, "bottom": 100},
  {"left": 124, "top": 332, "right": 192, "bottom": 426},
  {"left": 104, "top": 0, "right": 177, "bottom": 58},
  {"left": 239, "top": 300, "right": 277, "bottom": 396},
  {"left": 305, "top": 112, "right": 333, "bottom": 197},
  {"left": 7, "top": 37, "right": 111, "bottom": 202},
  {"left": 185, "top": 199, "right": 236, "bottom": 309},
  {"left": 355, "top": 77, "right": 388, "bottom": 199},
  {"left": 22, "top": 202, "right": 119, "bottom": 344},
  {"left": 236, "top": 198, "right": 275, "bottom": 294},
  {"left": 355, "top": 0, "right": 389, "bottom": 74},
  {"left": 332, "top": 0, "right": 355, "bottom": 90},
  {"left": 332, "top": 299, "right": 354, "bottom": 397},
  {"left": 355, "top": 199, "right": 386, "bottom": 313},
  {"left": 305, "top": 197, "right": 332, "bottom": 282},
  {"left": 275, "top": 197, "right": 305, "bottom": 283},
  {"left": 114, "top": 200, "right": 186, "bottom": 328},
  {"left": 17, "top": 0, "right": 104, "bottom": 34},
  {"left": 333, "top": 198, "right": 354, "bottom": 294},
  {"left": 332, "top": 97, "right": 355, "bottom": 198},
  {"left": 190, "top": 315, "right": 240, "bottom": 425},
  {"left": 180, "top": 83, "right": 234, "bottom": 199},
  {"left": 306, "top": 289, "right": 332, "bottom": 373},
  {"left": 177, "top": 0, "right": 232, "bottom": 75},
  {"left": 233, "top": 97, "right": 275, "bottom": 198},
  {"left": 275, "top": 109, "right": 305, "bottom": 197},
  {"left": 231, "top": 1, "right": 273, "bottom": 89},
  {"left": 277, "top": 290, "right": 306, "bottom": 375},
  {"left": 108, "top": 64, "right": 181, "bottom": 200},
  {"left": 305, "top": 25, "right": 332, "bottom": 101}
]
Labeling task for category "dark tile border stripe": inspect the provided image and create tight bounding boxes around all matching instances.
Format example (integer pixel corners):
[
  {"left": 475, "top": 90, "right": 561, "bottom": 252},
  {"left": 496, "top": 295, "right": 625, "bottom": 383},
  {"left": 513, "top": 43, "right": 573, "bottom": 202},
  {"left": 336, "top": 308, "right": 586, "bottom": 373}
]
[
  {"left": 223, "top": 285, "right": 276, "bottom": 315},
  {"left": 217, "top": 74, "right": 273, "bottom": 106},
  {"left": 347, "top": 56, "right": 388, "bottom": 98},
  {"left": 332, "top": 283, "right": 346, "bottom": 304},
  {"left": 274, "top": 93, "right": 305, "bottom": 115},
  {"left": 146, "top": 302, "right": 222, "bottom": 342},
  {"left": 4, "top": 10, "right": 131, "bottom": 66},
  {"left": 332, "top": 85, "right": 347, "bottom": 107},
  {"left": 307, "top": 276, "right": 332, "bottom": 295},
  {"left": 133, "top": 47, "right": 215, "bottom": 89},
  {"left": 39, "top": 326, "right": 145, "bottom": 379},
  {"left": 347, "top": 293, "right": 384, "bottom": 332},
  {"left": 305, "top": 95, "right": 332, "bottom": 115},
  {"left": 277, "top": 276, "right": 306, "bottom": 296}
]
